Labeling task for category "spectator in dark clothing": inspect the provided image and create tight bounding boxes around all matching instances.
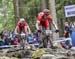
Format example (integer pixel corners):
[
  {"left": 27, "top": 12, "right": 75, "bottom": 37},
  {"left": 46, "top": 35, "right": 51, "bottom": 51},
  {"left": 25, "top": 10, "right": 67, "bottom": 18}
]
[
  {"left": 0, "top": 36, "right": 3, "bottom": 46},
  {"left": 64, "top": 22, "right": 72, "bottom": 38},
  {"left": 0, "top": 31, "right": 4, "bottom": 39},
  {"left": 3, "top": 33, "right": 11, "bottom": 45},
  {"left": 62, "top": 22, "right": 72, "bottom": 49},
  {"left": 71, "top": 22, "right": 75, "bottom": 32}
]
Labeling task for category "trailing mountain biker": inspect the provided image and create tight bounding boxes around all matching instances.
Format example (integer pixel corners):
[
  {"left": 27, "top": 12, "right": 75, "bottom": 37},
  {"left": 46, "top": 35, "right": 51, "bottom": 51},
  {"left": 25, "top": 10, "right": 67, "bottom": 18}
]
[
  {"left": 36, "top": 9, "right": 59, "bottom": 48},
  {"left": 14, "top": 18, "right": 31, "bottom": 49},
  {"left": 15, "top": 18, "right": 31, "bottom": 35}
]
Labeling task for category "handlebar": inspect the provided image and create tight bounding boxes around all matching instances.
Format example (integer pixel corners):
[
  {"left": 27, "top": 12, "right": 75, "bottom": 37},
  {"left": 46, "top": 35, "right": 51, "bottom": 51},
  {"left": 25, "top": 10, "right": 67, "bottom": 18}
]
[
  {"left": 37, "top": 29, "right": 59, "bottom": 35},
  {"left": 15, "top": 33, "right": 26, "bottom": 37},
  {"left": 45, "top": 29, "right": 59, "bottom": 35}
]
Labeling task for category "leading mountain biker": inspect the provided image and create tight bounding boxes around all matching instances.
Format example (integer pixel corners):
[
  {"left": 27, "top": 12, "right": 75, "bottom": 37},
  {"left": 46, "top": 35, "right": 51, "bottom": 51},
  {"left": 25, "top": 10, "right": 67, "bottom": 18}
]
[{"left": 36, "top": 9, "right": 59, "bottom": 48}]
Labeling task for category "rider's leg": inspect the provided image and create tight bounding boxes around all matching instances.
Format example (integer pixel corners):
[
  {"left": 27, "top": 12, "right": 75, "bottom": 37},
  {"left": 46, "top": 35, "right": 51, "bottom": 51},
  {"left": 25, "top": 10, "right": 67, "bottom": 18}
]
[
  {"left": 16, "top": 27, "right": 19, "bottom": 33},
  {"left": 43, "top": 36, "right": 48, "bottom": 48},
  {"left": 37, "top": 26, "right": 43, "bottom": 48},
  {"left": 16, "top": 27, "right": 20, "bottom": 43},
  {"left": 38, "top": 30, "right": 43, "bottom": 48},
  {"left": 49, "top": 33, "right": 53, "bottom": 48}
]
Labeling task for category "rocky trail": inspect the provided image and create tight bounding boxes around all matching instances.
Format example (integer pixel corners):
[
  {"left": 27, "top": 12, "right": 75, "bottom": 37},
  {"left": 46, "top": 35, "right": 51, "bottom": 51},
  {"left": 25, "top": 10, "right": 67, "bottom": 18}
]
[{"left": 0, "top": 47, "right": 75, "bottom": 59}]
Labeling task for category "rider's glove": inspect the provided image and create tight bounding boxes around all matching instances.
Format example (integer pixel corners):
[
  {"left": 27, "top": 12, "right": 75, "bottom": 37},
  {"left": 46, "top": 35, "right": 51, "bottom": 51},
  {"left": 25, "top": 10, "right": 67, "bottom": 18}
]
[
  {"left": 55, "top": 29, "right": 59, "bottom": 33},
  {"left": 37, "top": 30, "right": 42, "bottom": 33}
]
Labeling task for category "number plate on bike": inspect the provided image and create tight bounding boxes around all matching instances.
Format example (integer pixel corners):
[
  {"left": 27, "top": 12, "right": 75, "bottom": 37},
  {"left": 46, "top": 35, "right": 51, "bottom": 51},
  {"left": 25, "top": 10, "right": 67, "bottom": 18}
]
[
  {"left": 21, "top": 33, "right": 26, "bottom": 36},
  {"left": 45, "top": 30, "right": 52, "bottom": 35}
]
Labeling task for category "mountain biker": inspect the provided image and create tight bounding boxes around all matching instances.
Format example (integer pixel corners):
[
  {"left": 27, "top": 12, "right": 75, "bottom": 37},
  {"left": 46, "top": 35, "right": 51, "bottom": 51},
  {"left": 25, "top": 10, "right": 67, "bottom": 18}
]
[
  {"left": 14, "top": 18, "right": 31, "bottom": 49},
  {"left": 36, "top": 9, "right": 59, "bottom": 48},
  {"left": 15, "top": 18, "right": 31, "bottom": 35}
]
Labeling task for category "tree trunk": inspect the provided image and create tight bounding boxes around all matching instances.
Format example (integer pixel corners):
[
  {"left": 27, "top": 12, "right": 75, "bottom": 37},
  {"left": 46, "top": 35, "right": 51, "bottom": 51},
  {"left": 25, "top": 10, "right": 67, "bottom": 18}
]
[
  {"left": 49, "top": 0, "right": 59, "bottom": 39},
  {"left": 13, "top": 0, "right": 20, "bottom": 26},
  {"left": 41, "top": 0, "right": 46, "bottom": 10}
]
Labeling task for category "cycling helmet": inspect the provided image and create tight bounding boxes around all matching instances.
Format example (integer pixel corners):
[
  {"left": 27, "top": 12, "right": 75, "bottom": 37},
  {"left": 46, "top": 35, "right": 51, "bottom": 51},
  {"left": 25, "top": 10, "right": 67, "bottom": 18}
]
[
  {"left": 43, "top": 9, "right": 50, "bottom": 13},
  {"left": 19, "top": 18, "right": 25, "bottom": 22},
  {"left": 43, "top": 9, "right": 50, "bottom": 16}
]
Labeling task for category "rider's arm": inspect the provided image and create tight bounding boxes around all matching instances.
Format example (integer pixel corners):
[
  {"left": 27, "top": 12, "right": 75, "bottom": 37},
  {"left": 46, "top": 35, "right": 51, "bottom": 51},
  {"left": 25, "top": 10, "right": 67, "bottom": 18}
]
[
  {"left": 26, "top": 24, "right": 31, "bottom": 34},
  {"left": 51, "top": 20, "right": 58, "bottom": 30},
  {"left": 48, "top": 15, "right": 58, "bottom": 30},
  {"left": 14, "top": 26, "right": 18, "bottom": 34},
  {"left": 36, "top": 20, "right": 40, "bottom": 30},
  {"left": 36, "top": 12, "right": 43, "bottom": 30}
]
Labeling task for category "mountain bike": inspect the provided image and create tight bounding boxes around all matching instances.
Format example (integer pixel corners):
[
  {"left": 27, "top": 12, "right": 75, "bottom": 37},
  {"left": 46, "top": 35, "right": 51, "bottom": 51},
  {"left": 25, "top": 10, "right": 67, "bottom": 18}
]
[{"left": 43, "top": 29, "right": 58, "bottom": 48}]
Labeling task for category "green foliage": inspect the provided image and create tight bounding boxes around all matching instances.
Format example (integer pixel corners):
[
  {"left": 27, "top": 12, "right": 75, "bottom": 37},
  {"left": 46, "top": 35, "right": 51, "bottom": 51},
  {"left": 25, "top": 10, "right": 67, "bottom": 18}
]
[
  {"left": 0, "top": 0, "right": 14, "bottom": 31},
  {"left": 56, "top": 0, "right": 75, "bottom": 36},
  {"left": 19, "top": 0, "right": 41, "bottom": 32},
  {"left": 1, "top": 0, "right": 75, "bottom": 33},
  {"left": 0, "top": 0, "right": 41, "bottom": 32},
  {"left": 56, "top": 0, "right": 75, "bottom": 20}
]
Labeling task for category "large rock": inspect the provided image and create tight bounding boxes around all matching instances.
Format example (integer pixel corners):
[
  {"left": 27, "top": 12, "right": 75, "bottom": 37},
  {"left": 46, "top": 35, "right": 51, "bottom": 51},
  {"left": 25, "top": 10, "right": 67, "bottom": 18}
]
[
  {"left": 41, "top": 54, "right": 56, "bottom": 59},
  {"left": 0, "top": 56, "right": 18, "bottom": 59}
]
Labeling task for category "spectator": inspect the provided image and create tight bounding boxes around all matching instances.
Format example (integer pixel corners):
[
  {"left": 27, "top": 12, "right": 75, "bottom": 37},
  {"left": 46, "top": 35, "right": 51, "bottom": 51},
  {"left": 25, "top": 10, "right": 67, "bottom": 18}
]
[
  {"left": 33, "top": 31, "right": 42, "bottom": 48},
  {"left": 13, "top": 37, "right": 19, "bottom": 45},
  {"left": 64, "top": 22, "right": 72, "bottom": 38},
  {"left": 0, "top": 31, "right": 4, "bottom": 39},
  {"left": 3, "top": 33, "right": 11, "bottom": 45},
  {"left": 33, "top": 31, "right": 41, "bottom": 43},
  {"left": 71, "top": 22, "right": 75, "bottom": 32},
  {"left": 0, "top": 36, "right": 3, "bottom": 46},
  {"left": 61, "top": 22, "right": 72, "bottom": 49}
]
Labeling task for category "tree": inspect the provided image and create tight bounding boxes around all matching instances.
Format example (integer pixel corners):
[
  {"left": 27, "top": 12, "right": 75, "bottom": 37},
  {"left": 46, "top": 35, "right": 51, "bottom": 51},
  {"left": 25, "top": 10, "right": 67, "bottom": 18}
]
[
  {"left": 17, "top": 0, "right": 41, "bottom": 32},
  {"left": 56, "top": 0, "right": 75, "bottom": 36},
  {"left": 41, "top": 0, "right": 46, "bottom": 10},
  {"left": 13, "top": 0, "right": 20, "bottom": 24},
  {"left": 0, "top": 0, "right": 15, "bottom": 31},
  {"left": 49, "top": 0, "right": 59, "bottom": 38}
]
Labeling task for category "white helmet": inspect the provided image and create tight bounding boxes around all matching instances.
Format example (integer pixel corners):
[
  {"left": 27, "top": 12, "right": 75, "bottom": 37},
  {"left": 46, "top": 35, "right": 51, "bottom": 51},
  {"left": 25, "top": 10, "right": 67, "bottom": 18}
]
[{"left": 20, "top": 18, "right": 25, "bottom": 22}]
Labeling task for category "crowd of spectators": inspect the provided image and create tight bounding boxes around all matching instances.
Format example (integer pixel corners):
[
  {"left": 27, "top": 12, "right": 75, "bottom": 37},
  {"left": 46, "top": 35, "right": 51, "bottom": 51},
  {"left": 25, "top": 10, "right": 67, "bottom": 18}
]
[
  {"left": 0, "top": 31, "right": 19, "bottom": 46},
  {"left": 0, "top": 30, "right": 40, "bottom": 47},
  {"left": 64, "top": 21, "right": 75, "bottom": 38}
]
